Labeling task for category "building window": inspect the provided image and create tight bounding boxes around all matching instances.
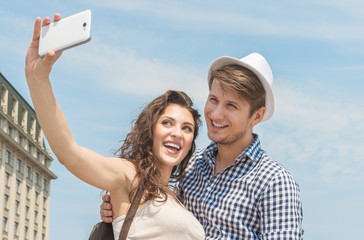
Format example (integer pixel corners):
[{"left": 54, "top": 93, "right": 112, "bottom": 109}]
[
  {"left": 42, "top": 215, "right": 46, "bottom": 226},
  {"left": 14, "top": 221, "right": 19, "bottom": 235},
  {"left": 5, "top": 151, "right": 11, "bottom": 165},
  {"left": 34, "top": 230, "right": 38, "bottom": 239},
  {"left": 16, "top": 179, "right": 21, "bottom": 193},
  {"left": 16, "top": 159, "right": 22, "bottom": 172},
  {"left": 28, "top": 143, "right": 32, "bottom": 154},
  {"left": 42, "top": 233, "right": 45, "bottom": 240},
  {"left": 14, "top": 222, "right": 19, "bottom": 236},
  {"left": 15, "top": 200, "right": 20, "bottom": 215},
  {"left": 34, "top": 211, "right": 38, "bottom": 223},
  {"left": 1, "top": 84, "right": 8, "bottom": 113},
  {"left": 7, "top": 126, "right": 13, "bottom": 137},
  {"left": 18, "top": 135, "right": 23, "bottom": 146},
  {"left": 2, "top": 217, "right": 8, "bottom": 232},
  {"left": 43, "top": 197, "right": 47, "bottom": 208},
  {"left": 35, "top": 173, "right": 40, "bottom": 185},
  {"left": 35, "top": 192, "right": 39, "bottom": 205},
  {"left": 5, "top": 172, "right": 10, "bottom": 186},
  {"left": 44, "top": 159, "right": 49, "bottom": 168},
  {"left": 11, "top": 96, "right": 18, "bottom": 122},
  {"left": 25, "top": 206, "right": 29, "bottom": 219},
  {"left": 38, "top": 128, "right": 44, "bottom": 146},
  {"left": 21, "top": 106, "right": 28, "bottom": 131},
  {"left": 43, "top": 178, "right": 48, "bottom": 191},
  {"left": 24, "top": 226, "right": 28, "bottom": 239},
  {"left": 3, "top": 194, "right": 9, "bottom": 209},
  {"left": 30, "top": 116, "right": 36, "bottom": 139},
  {"left": 26, "top": 186, "right": 30, "bottom": 199},
  {"left": 26, "top": 166, "right": 32, "bottom": 179}
]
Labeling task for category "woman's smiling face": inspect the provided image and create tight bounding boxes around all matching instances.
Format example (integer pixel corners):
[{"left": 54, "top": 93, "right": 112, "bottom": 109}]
[{"left": 152, "top": 104, "right": 195, "bottom": 174}]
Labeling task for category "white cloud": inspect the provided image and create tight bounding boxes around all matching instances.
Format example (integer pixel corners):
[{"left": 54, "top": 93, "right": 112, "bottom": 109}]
[
  {"left": 59, "top": 40, "right": 209, "bottom": 106},
  {"left": 0, "top": 11, "right": 33, "bottom": 56},
  {"left": 87, "top": 0, "right": 364, "bottom": 43},
  {"left": 309, "top": 0, "right": 364, "bottom": 18},
  {"left": 262, "top": 82, "right": 364, "bottom": 183}
]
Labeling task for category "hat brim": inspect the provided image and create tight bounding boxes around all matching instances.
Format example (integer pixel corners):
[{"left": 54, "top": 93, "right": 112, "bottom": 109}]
[{"left": 208, "top": 56, "right": 274, "bottom": 122}]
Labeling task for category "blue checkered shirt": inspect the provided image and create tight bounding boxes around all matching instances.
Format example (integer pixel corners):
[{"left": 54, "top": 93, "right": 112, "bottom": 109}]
[{"left": 178, "top": 134, "right": 304, "bottom": 239}]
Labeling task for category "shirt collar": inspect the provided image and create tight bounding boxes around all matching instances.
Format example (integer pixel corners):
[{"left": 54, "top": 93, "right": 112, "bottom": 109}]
[
  {"left": 204, "top": 133, "right": 263, "bottom": 167},
  {"left": 243, "top": 133, "right": 263, "bottom": 162}
]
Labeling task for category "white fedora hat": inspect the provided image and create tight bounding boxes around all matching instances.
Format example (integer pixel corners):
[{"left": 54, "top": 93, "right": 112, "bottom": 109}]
[{"left": 208, "top": 52, "right": 274, "bottom": 122}]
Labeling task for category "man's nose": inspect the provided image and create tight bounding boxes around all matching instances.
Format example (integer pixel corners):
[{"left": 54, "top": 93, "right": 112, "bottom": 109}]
[{"left": 210, "top": 104, "right": 224, "bottom": 120}]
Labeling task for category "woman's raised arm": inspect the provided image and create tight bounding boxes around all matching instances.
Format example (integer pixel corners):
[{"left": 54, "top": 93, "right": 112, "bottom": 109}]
[{"left": 25, "top": 15, "right": 134, "bottom": 192}]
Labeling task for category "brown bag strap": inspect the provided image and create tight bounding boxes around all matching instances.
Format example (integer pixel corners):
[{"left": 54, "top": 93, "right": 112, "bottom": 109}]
[{"left": 118, "top": 186, "right": 143, "bottom": 240}]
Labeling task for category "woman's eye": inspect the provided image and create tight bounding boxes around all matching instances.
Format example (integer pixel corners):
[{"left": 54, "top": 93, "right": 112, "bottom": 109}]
[
  {"left": 162, "top": 121, "right": 172, "bottom": 126},
  {"left": 183, "top": 126, "right": 193, "bottom": 132}
]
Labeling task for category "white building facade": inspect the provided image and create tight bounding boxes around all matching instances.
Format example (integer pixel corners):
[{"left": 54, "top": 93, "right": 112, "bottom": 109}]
[{"left": 0, "top": 72, "right": 57, "bottom": 240}]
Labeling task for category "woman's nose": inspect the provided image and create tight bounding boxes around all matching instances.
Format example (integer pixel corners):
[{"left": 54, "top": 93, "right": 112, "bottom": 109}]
[{"left": 170, "top": 126, "right": 182, "bottom": 138}]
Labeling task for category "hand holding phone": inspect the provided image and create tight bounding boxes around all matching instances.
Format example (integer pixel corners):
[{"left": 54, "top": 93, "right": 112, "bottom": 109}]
[{"left": 38, "top": 10, "right": 91, "bottom": 57}]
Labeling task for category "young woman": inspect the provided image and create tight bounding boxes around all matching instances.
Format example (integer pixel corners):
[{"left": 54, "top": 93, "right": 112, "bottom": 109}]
[{"left": 25, "top": 14, "right": 205, "bottom": 239}]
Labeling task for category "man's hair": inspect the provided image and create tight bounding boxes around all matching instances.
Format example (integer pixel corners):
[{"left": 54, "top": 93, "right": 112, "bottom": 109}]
[
  {"left": 115, "top": 90, "right": 201, "bottom": 203},
  {"left": 209, "top": 64, "right": 266, "bottom": 117}
]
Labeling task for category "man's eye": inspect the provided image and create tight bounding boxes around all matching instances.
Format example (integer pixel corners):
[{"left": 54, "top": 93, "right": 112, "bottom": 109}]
[{"left": 228, "top": 104, "right": 237, "bottom": 109}]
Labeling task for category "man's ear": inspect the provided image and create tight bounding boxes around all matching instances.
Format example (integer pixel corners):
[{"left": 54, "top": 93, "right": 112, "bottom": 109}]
[{"left": 251, "top": 107, "right": 266, "bottom": 127}]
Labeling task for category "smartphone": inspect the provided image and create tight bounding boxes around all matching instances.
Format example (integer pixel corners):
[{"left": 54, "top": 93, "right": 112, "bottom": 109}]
[{"left": 38, "top": 10, "right": 92, "bottom": 57}]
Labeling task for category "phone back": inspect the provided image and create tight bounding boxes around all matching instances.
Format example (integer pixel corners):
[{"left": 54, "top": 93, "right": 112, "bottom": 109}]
[{"left": 39, "top": 10, "right": 91, "bottom": 56}]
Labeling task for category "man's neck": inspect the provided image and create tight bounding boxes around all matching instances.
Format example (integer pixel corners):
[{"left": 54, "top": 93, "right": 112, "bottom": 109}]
[{"left": 214, "top": 134, "right": 254, "bottom": 174}]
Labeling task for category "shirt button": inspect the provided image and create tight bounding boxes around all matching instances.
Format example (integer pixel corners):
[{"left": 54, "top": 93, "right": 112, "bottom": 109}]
[
  {"left": 206, "top": 186, "right": 211, "bottom": 191},
  {"left": 200, "top": 213, "right": 204, "bottom": 218}
]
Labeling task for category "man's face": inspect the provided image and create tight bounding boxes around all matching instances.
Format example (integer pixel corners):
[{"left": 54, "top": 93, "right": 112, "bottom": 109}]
[{"left": 204, "top": 81, "right": 255, "bottom": 147}]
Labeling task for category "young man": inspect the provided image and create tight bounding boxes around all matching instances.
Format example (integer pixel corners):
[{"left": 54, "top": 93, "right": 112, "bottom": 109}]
[{"left": 101, "top": 53, "right": 304, "bottom": 239}]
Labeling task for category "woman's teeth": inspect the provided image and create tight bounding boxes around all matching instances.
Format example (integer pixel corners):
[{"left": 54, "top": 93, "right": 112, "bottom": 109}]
[{"left": 164, "top": 142, "right": 181, "bottom": 150}]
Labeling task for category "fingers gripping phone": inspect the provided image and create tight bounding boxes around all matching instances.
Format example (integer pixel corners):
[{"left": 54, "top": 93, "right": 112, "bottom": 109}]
[{"left": 38, "top": 10, "right": 91, "bottom": 57}]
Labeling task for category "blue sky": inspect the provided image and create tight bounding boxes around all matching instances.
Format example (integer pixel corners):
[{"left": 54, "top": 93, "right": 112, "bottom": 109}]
[{"left": 1, "top": 1, "right": 364, "bottom": 239}]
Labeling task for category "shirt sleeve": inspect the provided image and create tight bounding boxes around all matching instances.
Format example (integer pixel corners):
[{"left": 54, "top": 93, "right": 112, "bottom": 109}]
[{"left": 258, "top": 170, "right": 304, "bottom": 240}]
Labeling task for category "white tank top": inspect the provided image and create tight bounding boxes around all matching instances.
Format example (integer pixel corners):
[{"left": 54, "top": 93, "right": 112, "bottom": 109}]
[{"left": 112, "top": 197, "right": 205, "bottom": 240}]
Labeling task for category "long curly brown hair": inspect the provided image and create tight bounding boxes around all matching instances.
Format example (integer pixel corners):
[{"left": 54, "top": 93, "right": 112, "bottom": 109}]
[{"left": 115, "top": 90, "right": 201, "bottom": 203}]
